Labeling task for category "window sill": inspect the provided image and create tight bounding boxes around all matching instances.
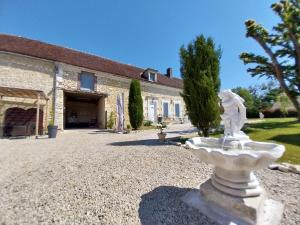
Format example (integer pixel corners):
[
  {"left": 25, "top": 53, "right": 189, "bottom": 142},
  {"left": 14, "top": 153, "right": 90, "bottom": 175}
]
[{"left": 80, "top": 88, "right": 94, "bottom": 92}]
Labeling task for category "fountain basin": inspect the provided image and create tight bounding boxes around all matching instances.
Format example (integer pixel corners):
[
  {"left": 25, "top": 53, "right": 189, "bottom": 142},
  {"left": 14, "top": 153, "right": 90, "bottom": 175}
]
[
  {"left": 186, "top": 137, "right": 284, "bottom": 171},
  {"left": 186, "top": 137, "right": 285, "bottom": 198}
]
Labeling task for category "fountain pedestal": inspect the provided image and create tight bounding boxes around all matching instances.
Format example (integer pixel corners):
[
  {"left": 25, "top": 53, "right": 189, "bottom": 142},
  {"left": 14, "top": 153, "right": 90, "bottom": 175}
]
[
  {"left": 182, "top": 179, "right": 284, "bottom": 225},
  {"left": 212, "top": 167, "right": 262, "bottom": 197}
]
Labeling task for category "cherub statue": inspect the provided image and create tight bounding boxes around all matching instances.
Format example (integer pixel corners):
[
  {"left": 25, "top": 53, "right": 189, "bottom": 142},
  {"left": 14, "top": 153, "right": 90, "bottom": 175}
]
[{"left": 218, "top": 90, "right": 247, "bottom": 137}]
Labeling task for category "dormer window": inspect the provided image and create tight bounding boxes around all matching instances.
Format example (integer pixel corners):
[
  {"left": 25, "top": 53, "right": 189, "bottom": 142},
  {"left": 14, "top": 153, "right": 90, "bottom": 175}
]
[
  {"left": 149, "top": 72, "right": 156, "bottom": 82},
  {"left": 142, "top": 68, "right": 158, "bottom": 82}
]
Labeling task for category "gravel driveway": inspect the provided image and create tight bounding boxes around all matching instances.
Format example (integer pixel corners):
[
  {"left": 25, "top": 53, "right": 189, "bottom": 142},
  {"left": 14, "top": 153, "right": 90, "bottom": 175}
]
[{"left": 0, "top": 124, "right": 299, "bottom": 225}]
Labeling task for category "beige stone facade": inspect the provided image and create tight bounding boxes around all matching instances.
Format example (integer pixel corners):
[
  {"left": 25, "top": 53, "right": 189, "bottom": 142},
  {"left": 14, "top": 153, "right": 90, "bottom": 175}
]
[{"left": 0, "top": 51, "right": 185, "bottom": 136}]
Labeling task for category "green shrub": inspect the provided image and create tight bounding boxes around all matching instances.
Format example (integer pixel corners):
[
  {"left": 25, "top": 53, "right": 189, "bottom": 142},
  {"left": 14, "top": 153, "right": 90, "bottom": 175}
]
[
  {"left": 143, "top": 120, "right": 153, "bottom": 126},
  {"left": 107, "top": 111, "right": 116, "bottom": 129},
  {"left": 128, "top": 80, "right": 143, "bottom": 129}
]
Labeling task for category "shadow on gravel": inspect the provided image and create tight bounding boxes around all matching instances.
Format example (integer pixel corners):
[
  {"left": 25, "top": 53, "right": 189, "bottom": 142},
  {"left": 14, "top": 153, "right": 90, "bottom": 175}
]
[
  {"left": 109, "top": 139, "right": 169, "bottom": 146},
  {"left": 88, "top": 130, "right": 115, "bottom": 134},
  {"left": 166, "top": 128, "right": 198, "bottom": 135},
  {"left": 138, "top": 186, "right": 216, "bottom": 225}
]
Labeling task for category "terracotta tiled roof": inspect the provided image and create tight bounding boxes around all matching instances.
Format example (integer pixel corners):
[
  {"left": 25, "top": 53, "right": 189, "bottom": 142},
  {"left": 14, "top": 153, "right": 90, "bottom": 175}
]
[{"left": 0, "top": 34, "right": 183, "bottom": 89}]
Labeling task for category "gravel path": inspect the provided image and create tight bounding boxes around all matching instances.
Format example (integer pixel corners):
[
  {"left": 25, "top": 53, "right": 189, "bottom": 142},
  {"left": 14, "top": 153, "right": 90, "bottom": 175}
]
[{"left": 0, "top": 124, "right": 299, "bottom": 225}]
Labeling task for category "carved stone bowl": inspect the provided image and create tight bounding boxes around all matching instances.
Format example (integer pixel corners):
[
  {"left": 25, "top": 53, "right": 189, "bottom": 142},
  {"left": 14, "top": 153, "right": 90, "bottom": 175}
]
[{"left": 186, "top": 137, "right": 285, "bottom": 197}]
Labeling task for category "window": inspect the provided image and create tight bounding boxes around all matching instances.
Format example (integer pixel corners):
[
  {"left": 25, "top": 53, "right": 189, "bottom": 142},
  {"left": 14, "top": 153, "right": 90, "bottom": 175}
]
[
  {"left": 163, "top": 102, "right": 169, "bottom": 117},
  {"left": 175, "top": 103, "right": 180, "bottom": 117},
  {"left": 149, "top": 72, "right": 156, "bottom": 82},
  {"left": 80, "top": 72, "right": 95, "bottom": 91}
]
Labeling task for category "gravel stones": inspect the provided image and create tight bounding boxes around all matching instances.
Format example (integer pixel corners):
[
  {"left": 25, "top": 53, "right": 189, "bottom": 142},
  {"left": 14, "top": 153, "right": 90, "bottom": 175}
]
[{"left": 0, "top": 125, "right": 299, "bottom": 225}]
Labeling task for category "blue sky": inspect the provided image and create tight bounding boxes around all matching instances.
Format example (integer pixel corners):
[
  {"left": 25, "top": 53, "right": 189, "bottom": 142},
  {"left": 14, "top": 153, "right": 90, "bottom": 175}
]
[{"left": 0, "top": 0, "right": 278, "bottom": 89}]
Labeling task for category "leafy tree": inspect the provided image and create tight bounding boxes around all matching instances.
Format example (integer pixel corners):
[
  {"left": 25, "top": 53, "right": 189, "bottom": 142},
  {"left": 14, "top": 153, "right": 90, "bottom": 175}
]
[
  {"left": 240, "top": 0, "right": 300, "bottom": 121},
  {"left": 277, "top": 93, "right": 292, "bottom": 116},
  {"left": 180, "top": 35, "right": 221, "bottom": 137},
  {"left": 248, "top": 81, "right": 282, "bottom": 110},
  {"left": 261, "top": 87, "right": 282, "bottom": 108},
  {"left": 232, "top": 87, "right": 259, "bottom": 118},
  {"left": 128, "top": 80, "right": 143, "bottom": 129}
]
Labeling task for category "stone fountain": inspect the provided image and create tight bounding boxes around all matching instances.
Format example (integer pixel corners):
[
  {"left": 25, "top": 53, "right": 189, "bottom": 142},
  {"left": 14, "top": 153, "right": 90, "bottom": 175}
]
[{"left": 182, "top": 90, "right": 285, "bottom": 225}]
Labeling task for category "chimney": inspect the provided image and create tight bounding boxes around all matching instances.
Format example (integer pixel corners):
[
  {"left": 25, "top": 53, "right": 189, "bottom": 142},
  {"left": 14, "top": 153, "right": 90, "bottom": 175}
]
[{"left": 166, "top": 67, "right": 173, "bottom": 78}]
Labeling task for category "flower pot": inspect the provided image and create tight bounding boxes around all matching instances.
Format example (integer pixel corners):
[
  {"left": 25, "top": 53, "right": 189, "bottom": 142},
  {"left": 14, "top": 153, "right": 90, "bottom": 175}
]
[
  {"left": 47, "top": 125, "right": 58, "bottom": 138},
  {"left": 157, "top": 132, "right": 167, "bottom": 142}
]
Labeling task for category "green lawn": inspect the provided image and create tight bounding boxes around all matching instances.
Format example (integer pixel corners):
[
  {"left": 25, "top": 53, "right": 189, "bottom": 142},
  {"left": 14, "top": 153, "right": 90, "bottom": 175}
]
[
  {"left": 243, "top": 118, "right": 300, "bottom": 164},
  {"left": 180, "top": 118, "right": 300, "bottom": 164}
]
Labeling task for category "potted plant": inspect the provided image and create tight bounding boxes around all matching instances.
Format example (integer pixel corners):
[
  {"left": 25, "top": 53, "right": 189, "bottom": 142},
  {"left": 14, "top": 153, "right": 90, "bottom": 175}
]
[
  {"left": 157, "top": 122, "right": 167, "bottom": 142},
  {"left": 47, "top": 119, "right": 58, "bottom": 138}
]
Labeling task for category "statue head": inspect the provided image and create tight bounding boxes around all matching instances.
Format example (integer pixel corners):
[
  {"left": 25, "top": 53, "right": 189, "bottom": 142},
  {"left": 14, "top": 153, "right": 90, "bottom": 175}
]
[
  {"left": 218, "top": 89, "right": 245, "bottom": 105},
  {"left": 218, "top": 89, "right": 247, "bottom": 136}
]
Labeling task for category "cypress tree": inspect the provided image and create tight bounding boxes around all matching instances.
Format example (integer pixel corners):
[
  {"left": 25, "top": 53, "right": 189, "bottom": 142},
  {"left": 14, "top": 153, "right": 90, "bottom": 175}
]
[
  {"left": 128, "top": 79, "right": 143, "bottom": 129},
  {"left": 180, "top": 35, "right": 221, "bottom": 137}
]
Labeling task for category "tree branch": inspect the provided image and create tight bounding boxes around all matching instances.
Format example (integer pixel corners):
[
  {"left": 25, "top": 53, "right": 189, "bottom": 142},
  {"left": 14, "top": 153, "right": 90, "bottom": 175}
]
[{"left": 249, "top": 33, "right": 300, "bottom": 109}]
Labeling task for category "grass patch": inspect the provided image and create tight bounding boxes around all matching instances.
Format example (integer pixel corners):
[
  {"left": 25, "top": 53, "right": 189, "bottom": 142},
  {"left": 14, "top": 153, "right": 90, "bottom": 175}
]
[
  {"left": 243, "top": 118, "right": 300, "bottom": 164},
  {"left": 179, "top": 118, "right": 300, "bottom": 164},
  {"left": 140, "top": 125, "right": 157, "bottom": 130}
]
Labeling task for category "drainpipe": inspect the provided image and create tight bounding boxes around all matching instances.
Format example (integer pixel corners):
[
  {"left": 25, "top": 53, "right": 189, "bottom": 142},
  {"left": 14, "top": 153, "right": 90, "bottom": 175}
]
[{"left": 53, "top": 62, "right": 63, "bottom": 127}]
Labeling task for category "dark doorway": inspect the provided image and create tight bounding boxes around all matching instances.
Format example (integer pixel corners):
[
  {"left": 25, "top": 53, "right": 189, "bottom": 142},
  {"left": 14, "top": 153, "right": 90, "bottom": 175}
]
[
  {"left": 4, "top": 107, "right": 43, "bottom": 136},
  {"left": 64, "top": 91, "right": 105, "bottom": 129}
]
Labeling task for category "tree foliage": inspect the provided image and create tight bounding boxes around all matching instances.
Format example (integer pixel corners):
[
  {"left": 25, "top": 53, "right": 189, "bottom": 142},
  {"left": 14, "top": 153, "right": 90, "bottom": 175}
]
[
  {"left": 240, "top": 0, "right": 300, "bottom": 121},
  {"left": 232, "top": 87, "right": 259, "bottom": 118},
  {"left": 233, "top": 81, "right": 294, "bottom": 118},
  {"left": 180, "top": 35, "right": 221, "bottom": 137},
  {"left": 277, "top": 93, "right": 292, "bottom": 115},
  {"left": 249, "top": 81, "right": 282, "bottom": 109},
  {"left": 128, "top": 80, "right": 143, "bottom": 130}
]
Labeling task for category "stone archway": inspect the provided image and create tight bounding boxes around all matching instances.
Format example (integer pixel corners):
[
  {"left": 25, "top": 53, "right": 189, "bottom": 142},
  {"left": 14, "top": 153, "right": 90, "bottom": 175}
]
[{"left": 4, "top": 107, "right": 43, "bottom": 136}]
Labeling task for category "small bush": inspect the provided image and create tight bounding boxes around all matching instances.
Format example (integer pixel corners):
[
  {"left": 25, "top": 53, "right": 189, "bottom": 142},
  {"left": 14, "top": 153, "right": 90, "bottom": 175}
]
[
  {"left": 246, "top": 109, "right": 259, "bottom": 118},
  {"left": 261, "top": 108, "right": 298, "bottom": 118},
  {"left": 287, "top": 109, "right": 298, "bottom": 117},
  {"left": 107, "top": 111, "right": 116, "bottom": 129},
  {"left": 143, "top": 120, "right": 153, "bottom": 126}
]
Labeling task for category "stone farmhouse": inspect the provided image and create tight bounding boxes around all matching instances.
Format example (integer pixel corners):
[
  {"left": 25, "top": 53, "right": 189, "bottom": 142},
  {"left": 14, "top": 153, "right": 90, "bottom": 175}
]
[{"left": 0, "top": 34, "right": 185, "bottom": 137}]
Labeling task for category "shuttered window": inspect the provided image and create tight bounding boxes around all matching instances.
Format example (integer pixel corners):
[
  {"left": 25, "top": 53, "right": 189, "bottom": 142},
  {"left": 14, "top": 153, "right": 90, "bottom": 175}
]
[
  {"left": 163, "top": 102, "right": 169, "bottom": 117},
  {"left": 80, "top": 72, "right": 95, "bottom": 91},
  {"left": 175, "top": 103, "right": 180, "bottom": 117}
]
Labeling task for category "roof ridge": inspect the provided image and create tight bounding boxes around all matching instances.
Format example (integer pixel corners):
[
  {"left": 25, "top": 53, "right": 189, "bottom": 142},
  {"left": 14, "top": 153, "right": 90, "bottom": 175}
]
[
  {"left": 0, "top": 33, "right": 183, "bottom": 89},
  {"left": 0, "top": 33, "right": 147, "bottom": 71}
]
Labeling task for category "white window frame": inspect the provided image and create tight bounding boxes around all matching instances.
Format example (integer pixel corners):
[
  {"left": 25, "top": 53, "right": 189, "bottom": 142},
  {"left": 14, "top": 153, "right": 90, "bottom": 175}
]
[
  {"left": 174, "top": 101, "right": 181, "bottom": 118},
  {"left": 147, "top": 98, "right": 158, "bottom": 121},
  {"left": 148, "top": 72, "right": 157, "bottom": 82},
  {"left": 80, "top": 72, "right": 95, "bottom": 91},
  {"left": 162, "top": 100, "right": 170, "bottom": 118}
]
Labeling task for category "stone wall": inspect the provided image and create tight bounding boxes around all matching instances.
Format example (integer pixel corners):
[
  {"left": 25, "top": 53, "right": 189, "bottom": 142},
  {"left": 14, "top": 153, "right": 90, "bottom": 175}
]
[
  {"left": 0, "top": 52, "right": 55, "bottom": 135},
  {"left": 0, "top": 52, "right": 55, "bottom": 95},
  {"left": 60, "top": 63, "right": 185, "bottom": 128},
  {"left": 0, "top": 52, "right": 186, "bottom": 135}
]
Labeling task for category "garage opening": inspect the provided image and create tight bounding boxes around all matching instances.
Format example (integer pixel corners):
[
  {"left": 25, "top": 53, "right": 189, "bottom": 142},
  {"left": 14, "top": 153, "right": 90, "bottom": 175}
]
[{"left": 64, "top": 91, "right": 106, "bottom": 129}]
